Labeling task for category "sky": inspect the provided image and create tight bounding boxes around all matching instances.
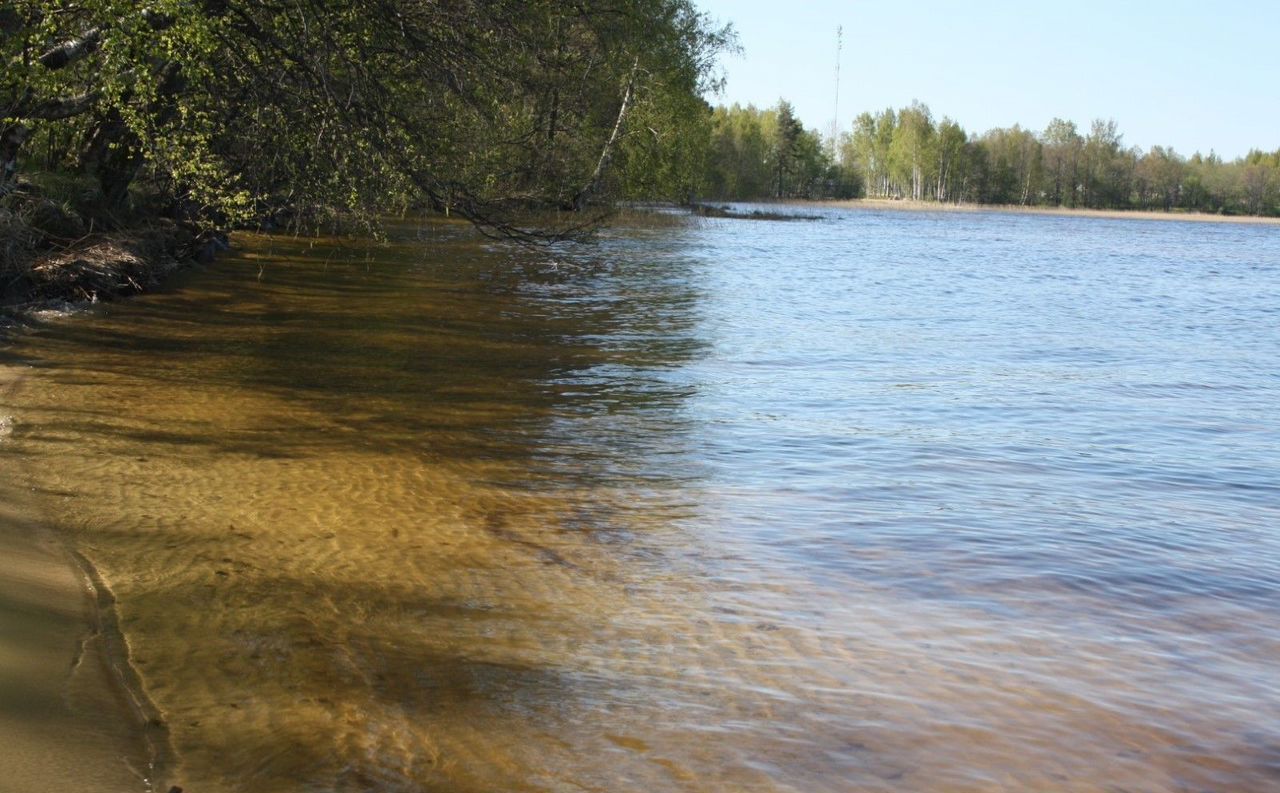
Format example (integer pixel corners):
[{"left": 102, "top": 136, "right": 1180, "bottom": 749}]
[{"left": 693, "top": 0, "right": 1280, "bottom": 160}]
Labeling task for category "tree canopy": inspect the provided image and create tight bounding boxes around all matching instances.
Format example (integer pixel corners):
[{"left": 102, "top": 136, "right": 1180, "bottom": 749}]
[
  {"left": 701, "top": 101, "right": 857, "bottom": 201},
  {"left": 2, "top": 0, "right": 732, "bottom": 236},
  {"left": 835, "top": 102, "right": 1280, "bottom": 216}
]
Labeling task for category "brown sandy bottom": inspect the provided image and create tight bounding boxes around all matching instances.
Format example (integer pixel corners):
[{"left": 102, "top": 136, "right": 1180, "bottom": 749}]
[
  {"left": 0, "top": 366, "right": 159, "bottom": 793},
  {"left": 3, "top": 234, "right": 1277, "bottom": 792}
]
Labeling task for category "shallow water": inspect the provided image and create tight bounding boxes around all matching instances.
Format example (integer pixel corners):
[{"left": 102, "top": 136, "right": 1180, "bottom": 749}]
[{"left": 4, "top": 209, "right": 1280, "bottom": 792}]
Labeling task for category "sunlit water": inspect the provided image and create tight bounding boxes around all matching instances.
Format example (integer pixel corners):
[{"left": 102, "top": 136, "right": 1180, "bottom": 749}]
[{"left": 4, "top": 208, "right": 1280, "bottom": 792}]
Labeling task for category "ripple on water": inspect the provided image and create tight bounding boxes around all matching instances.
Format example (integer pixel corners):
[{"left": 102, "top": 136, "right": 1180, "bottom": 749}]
[{"left": 6, "top": 212, "right": 1280, "bottom": 792}]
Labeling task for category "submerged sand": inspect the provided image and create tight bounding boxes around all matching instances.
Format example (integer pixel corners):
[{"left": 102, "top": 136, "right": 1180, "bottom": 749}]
[
  {"left": 5, "top": 223, "right": 1279, "bottom": 792},
  {"left": 0, "top": 364, "right": 156, "bottom": 793}
]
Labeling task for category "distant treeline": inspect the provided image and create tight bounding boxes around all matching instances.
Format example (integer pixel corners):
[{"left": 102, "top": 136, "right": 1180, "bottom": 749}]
[{"left": 702, "top": 100, "right": 1280, "bottom": 216}]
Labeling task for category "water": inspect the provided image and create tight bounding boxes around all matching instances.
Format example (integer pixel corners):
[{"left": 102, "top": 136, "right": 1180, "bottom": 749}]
[{"left": 3, "top": 208, "right": 1279, "bottom": 792}]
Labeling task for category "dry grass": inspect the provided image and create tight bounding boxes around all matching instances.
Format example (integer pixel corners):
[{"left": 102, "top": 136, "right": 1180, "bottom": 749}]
[
  {"left": 0, "top": 208, "right": 39, "bottom": 285},
  {"left": 2, "top": 196, "right": 199, "bottom": 311},
  {"left": 31, "top": 239, "right": 153, "bottom": 301},
  {"left": 0, "top": 168, "right": 222, "bottom": 313},
  {"left": 1, "top": 174, "right": 98, "bottom": 302}
]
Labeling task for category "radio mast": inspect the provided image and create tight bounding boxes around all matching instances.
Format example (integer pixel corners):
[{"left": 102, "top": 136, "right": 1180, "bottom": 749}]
[{"left": 831, "top": 25, "right": 843, "bottom": 160}]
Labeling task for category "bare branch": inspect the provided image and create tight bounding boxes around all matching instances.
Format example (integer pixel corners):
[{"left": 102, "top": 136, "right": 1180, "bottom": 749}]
[{"left": 26, "top": 89, "right": 100, "bottom": 120}]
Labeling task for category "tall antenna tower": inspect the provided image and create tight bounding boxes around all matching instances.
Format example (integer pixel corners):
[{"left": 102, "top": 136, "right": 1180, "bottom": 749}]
[{"left": 830, "top": 25, "right": 843, "bottom": 159}]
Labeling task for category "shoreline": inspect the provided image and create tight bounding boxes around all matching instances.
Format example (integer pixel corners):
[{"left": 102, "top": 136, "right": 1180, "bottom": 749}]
[
  {"left": 0, "top": 364, "right": 167, "bottom": 793},
  {"left": 2, "top": 180, "right": 226, "bottom": 323},
  {"left": 784, "top": 197, "right": 1280, "bottom": 226}
]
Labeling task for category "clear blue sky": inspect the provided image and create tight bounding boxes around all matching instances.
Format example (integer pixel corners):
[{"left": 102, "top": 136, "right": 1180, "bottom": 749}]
[{"left": 694, "top": 0, "right": 1280, "bottom": 160}]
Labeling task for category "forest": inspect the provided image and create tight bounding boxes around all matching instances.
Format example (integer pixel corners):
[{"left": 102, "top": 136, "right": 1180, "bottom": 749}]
[
  {"left": 2, "top": 0, "right": 729, "bottom": 240},
  {"left": 703, "top": 99, "right": 1280, "bottom": 216}
]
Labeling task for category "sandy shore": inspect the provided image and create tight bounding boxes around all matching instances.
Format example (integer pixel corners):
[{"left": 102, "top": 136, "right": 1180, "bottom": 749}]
[
  {"left": 0, "top": 364, "right": 155, "bottom": 793},
  {"left": 790, "top": 198, "right": 1280, "bottom": 226}
]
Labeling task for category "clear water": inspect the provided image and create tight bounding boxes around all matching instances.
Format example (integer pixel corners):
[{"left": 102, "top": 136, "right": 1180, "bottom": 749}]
[{"left": 4, "top": 208, "right": 1279, "bottom": 792}]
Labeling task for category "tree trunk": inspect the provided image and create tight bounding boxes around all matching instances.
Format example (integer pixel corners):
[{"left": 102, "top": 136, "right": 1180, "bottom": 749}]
[
  {"left": 81, "top": 113, "right": 142, "bottom": 218},
  {"left": 571, "top": 58, "right": 639, "bottom": 211},
  {"left": 0, "top": 124, "right": 30, "bottom": 190}
]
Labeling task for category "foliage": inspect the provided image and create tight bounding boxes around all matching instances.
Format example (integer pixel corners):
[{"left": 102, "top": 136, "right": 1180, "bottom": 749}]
[
  {"left": 701, "top": 101, "right": 855, "bottom": 201},
  {"left": 1, "top": 0, "right": 733, "bottom": 237},
  {"left": 831, "top": 101, "right": 1280, "bottom": 216}
]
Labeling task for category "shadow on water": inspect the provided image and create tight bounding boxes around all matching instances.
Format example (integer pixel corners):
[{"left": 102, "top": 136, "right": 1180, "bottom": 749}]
[
  {"left": 10, "top": 226, "right": 709, "bottom": 488},
  {"left": 145, "top": 571, "right": 597, "bottom": 792},
  {"left": 3, "top": 225, "right": 719, "bottom": 790}
]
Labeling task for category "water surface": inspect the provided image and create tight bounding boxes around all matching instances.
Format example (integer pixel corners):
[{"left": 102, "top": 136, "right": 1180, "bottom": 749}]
[{"left": 4, "top": 208, "right": 1280, "bottom": 792}]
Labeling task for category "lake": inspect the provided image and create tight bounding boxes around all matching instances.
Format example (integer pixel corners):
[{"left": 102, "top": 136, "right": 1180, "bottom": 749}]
[{"left": 3, "top": 206, "right": 1278, "bottom": 792}]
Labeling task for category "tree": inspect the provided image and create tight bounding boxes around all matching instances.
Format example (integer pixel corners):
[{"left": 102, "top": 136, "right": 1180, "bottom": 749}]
[
  {"left": 933, "top": 118, "right": 967, "bottom": 202},
  {"left": 979, "top": 125, "right": 1041, "bottom": 205},
  {"left": 706, "top": 94, "right": 1279, "bottom": 216},
  {"left": 842, "top": 108, "right": 895, "bottom": 198},
  {"left": 1135, "top": 145, "right": 1184, "bottom": 210},
  {"left": 1241, "top": 163, "right": 1273, "bottom": 216},
  {"left": 772, "top": 100, "right": 804, "bottom": 197},
  {"left": 1042, "top": 118, "right": 1083, "bottom": 207},
  {"left": 703, "top": 103, "right": 776, "bottom": 200},
  {"left": 788, "top": 124, "right": 831, "bottom": 198},
  {"left": 2, "top": 0, "right": 733, "bottom": 236},
  {"left": 889, "top": 101, "right": 933, "bottom": 201},
  {"left": 1082, "top": 119, "right": 1125, "bottom": 208}
]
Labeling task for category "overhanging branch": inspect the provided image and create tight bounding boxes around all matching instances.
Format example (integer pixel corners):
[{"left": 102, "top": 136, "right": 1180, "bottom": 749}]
[
  {"left": 38, "top": 27, "right": 103, "bottom": 70},
  {"left": 27, "top": 89, "right": 101, "bottom": 120}
]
